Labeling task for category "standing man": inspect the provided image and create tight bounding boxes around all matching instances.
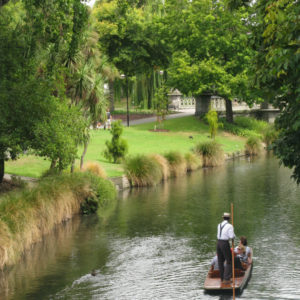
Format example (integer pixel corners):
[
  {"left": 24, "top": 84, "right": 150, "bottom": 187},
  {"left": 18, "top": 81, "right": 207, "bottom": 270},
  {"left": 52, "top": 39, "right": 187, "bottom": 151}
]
[{"left": 217, "top": 212, "right": 235, "bottom": 284}]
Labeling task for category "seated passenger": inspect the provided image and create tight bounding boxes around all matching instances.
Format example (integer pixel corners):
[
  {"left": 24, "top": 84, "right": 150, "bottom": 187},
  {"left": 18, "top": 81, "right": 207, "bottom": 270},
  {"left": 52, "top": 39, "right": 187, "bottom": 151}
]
[
  {"left": 235, "top": 236, "right": 252, "bottom": 264},
  {"left": 233, "top": 245, "right": 246, "bottom": 270},
  {"left": 210, "top": 254, "right": 219, "bottom": 271}
]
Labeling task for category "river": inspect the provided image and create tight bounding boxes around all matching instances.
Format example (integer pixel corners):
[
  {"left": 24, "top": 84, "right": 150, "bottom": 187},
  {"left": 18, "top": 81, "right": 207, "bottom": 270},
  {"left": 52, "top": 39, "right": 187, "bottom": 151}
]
[{"left": 1, "top": 154, "right": 300, "bottom": 299}]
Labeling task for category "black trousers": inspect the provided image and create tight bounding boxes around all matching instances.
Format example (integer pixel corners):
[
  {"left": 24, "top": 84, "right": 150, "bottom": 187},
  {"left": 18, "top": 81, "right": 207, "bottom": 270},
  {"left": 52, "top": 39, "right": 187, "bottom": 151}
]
[{"left": 217, "top": 240, "right": 232, "bottom": 281}]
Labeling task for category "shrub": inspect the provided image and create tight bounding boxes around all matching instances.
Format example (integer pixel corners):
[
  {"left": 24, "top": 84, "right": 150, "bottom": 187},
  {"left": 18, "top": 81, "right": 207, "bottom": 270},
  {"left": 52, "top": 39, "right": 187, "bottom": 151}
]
[
  {"left": 82, "top": 162, "right": 107, "bottom": 178},
  {"left": 194, "top": 141, "right": 224, "bottom": 167},
  {"left": 85, "top": 172, "right": 116, "bottom": 206},
  {"left": 153, "top": 84, "right": 169, "bottom": 127},
  {"left": 205, "top": 109, "right": 223, "bottom": 139},
  {"left": 234, "top": 116, "right": 269, "bottom": 132},
  {"left": 262, "top": 126, "right": 279, "bottom": 149},
  {"left": 164, "top": 151, "right": 186, "bottom": 177},
  {"left": 221, "top": 116, "right": 268, "bottom": 138},
  {"left": 185, "top": 152, "right": 202, "bottom": 172},
  {"left": 148, "top": 154, "right": 170, "bottom": 180},
  {"left": 104, "top": 120, "right": 128, "bottom": 163},
  {"left": 245, "top": 136, "right": 262, "bottom": 156},
  {"left": 123, "top": 155, "right": 163, "bottom": 187}
]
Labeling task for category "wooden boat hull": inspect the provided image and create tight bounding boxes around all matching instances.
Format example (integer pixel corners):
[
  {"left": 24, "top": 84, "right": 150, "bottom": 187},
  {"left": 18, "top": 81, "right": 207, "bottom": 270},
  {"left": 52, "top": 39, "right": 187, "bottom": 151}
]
[{"left": 204, "top": 263, "right": 253, "bottom": 293}]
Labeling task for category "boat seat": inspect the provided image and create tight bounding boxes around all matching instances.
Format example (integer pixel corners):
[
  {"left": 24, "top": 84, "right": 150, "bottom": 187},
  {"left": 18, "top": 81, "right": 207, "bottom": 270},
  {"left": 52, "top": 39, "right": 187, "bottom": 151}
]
[
  {"left": 209, "top": 270, "right": 220, "bottom": 278},
  {"left": 234, "top": 269, "right": 245, "bottom": 277},
  {"left": 208, "top": 269, "right": 245, "bottom": 278}
]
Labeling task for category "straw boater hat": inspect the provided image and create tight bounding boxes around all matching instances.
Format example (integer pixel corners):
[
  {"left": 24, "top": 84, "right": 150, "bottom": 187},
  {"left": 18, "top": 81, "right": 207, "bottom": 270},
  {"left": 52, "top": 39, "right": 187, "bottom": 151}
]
[{"left": 223, "top": 212, "right": 231, "bottom": 218}]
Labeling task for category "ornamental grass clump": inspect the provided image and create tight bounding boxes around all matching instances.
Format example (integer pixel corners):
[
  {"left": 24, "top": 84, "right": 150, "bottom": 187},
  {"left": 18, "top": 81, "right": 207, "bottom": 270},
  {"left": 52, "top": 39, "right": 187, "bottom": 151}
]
[
  {"left": 164, "top": 151, "right": 186, "bottom": 177},
  {"left": 148, "top": 154, "right": 170, "bottom": 180},
  {"left": 245, "top": 136, "right": 262, "bottom": 156},
  {"left": 0, "top": 172, "right": 116, "bottom": 269},
  {"left": 262, "top": 126, "right": 279, "bottom": 150},
  {"left": 123, "top": 155, "right": 163, "bottom": 187},
  {"left": 194, "top": 141, "right": 224, "bottom": 167},
  {"left": 82, "top": 162, "right": 107, "bottom": 178},
  {"left": 185, "top": 152, "right": 202, "bottom": 172}
]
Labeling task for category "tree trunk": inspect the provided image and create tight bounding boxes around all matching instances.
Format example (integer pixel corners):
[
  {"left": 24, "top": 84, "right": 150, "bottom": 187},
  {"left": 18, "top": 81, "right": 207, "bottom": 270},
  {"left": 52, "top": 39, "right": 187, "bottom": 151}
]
[
  {"left": 195, "top": 94, "right": 211, "bottom": 118},
  {"left": 0, "top": 158, "right": 4, "bottom": 184},
  {"left": 50, "top": 159, "right": 57, "bottom": 169},
  {"left": 0, "top": 0, "right": 10, "bottom": 8},
  {"left": 147, "top": 73, "right": 153, "bottom": 109},
  {"left": 225, "top": 98, "right": 234, "bottom": 123},
  {"left": 70, "top": 160, "right": 75, "bottom": 173},
  {"left": 80, "top": 140, "right": 89, "bottom": 170},
  {"left": 108, "top": 80, "right": 115, "bottom": 112}
]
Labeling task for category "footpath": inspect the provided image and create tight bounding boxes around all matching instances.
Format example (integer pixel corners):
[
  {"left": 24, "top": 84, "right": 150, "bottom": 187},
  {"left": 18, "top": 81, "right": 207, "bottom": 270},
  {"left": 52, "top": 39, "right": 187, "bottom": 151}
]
[{"left": 123, "top": 109, "right": 195, "bottom": 125}]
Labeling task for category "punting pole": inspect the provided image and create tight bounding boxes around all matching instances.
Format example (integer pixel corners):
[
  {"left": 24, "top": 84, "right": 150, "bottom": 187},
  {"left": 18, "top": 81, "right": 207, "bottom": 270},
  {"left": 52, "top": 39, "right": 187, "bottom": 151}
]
[{"left": 231, "top": 203, "right": 235, "bottom": 299}]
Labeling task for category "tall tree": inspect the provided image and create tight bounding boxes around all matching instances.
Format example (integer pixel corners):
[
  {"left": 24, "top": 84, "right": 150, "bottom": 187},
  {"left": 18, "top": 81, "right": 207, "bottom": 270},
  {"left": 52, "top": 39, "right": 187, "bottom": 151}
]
[
  {"left": 165, "top": 0, "right": 253, "bottom": 122},
  {"left": 93, "top": 0, "right": 169, "bottom": 109},
  {"left": 65, "top": 19, "right": 108, "bottom": 169},
  {"left": 0, "top": 0, "right": 89, "bottom": 182},
  {"left": 251, "top": 0, "right": 300, "bottom": 182}
]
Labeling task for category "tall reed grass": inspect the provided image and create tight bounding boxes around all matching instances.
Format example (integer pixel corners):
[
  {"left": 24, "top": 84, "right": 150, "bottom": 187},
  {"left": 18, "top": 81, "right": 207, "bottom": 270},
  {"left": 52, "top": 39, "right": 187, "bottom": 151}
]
[
  {"left": 0, "top": 172, "right": 116, "bottom": 269},
  {"left": 148, "top": 154, "right": 170, "bottom": 180},
  {"left": 185, "top": 152, "right": 202, "bottom": 172},
  {"left": 164, "top": 151, "right": 187, "bottom": 177},
  {"left": 262, "top": 126, "right": 278, "bottom": 149},
  {"left": 123, "top": 155, "right": 163, "bottom": 187},
  {"left": 245, "top": 136, "right": 262, "bottom": 156},
  {"left": 82, "top": 162, "right": 107, "bottom": 178},
  {"left": 194, "top": 141, "right": 224, "bottom": 167}
]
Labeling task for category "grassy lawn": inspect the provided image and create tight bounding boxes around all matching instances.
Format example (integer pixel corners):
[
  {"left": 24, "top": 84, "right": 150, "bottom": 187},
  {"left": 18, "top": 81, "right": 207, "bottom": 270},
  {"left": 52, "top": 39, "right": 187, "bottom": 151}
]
[{"left": 5, "top": 116, "right": 246, "bottom": 178}]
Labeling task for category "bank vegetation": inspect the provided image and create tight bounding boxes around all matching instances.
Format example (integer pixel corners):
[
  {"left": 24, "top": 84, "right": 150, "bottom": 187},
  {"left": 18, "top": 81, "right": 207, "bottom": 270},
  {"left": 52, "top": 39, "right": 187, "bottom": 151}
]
[{"left": 0, "top": 172, "right": 116, "bottom": 270}]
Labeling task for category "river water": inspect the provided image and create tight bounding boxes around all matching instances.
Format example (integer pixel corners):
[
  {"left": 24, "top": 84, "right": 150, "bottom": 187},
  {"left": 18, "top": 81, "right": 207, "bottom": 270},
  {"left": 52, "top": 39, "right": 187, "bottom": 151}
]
[{"left": 1, "top": 154, "right": 300, "bottom": 300}]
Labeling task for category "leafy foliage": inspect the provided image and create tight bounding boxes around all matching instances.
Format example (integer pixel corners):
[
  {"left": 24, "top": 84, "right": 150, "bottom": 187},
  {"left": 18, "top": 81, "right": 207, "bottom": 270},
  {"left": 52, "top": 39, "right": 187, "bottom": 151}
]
[
  {"left": 0, "top": 0, "right": 89, "bottom": 181},
  {"left": 33, "top": 99, "right": 87, "bottom": 171},
  {"left": 221, "top": 117, "right": 269, "bottom": 138},
  {"left": 251, "top": 0, "right": 300, "bottom": 182},
  {"left": 153, "top": 84, "right": 169, "bottom": 127},
  {"left": 165, "top": 0, "right": 254, "bottom": 107},
  {"left": 205, "top": 109, "right": 223, "bottom": 139},
  {"left": 104, "top": 120, "right": 128, "bottom": 163}
]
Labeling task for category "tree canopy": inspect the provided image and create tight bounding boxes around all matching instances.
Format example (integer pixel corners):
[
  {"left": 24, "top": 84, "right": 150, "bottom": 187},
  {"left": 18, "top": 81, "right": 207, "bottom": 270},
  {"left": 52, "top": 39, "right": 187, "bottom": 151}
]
[
  {"left": 164, "top": 0, "right": 254, "bottom": 121},
  {"left": 251, "top": 0, "right": 300, "bottom": 182},
  {"left": 0, "top": 0, "right": 89, "bottom": 181}
]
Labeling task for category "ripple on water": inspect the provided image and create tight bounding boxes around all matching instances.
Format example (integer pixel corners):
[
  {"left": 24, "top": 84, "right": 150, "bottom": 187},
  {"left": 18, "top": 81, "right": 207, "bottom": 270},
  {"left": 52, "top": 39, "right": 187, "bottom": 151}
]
[{"left": 55, "top": 235, "right": 208, "bottom": 300}]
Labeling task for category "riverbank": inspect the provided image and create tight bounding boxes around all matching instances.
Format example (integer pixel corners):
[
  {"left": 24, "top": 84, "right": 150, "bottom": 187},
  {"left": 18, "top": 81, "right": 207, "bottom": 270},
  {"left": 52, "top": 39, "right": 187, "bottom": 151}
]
[
  {"left": 0, "top": 172, "right": 116, "bottom": 270},
  {"left": 0, "top": 115, "right": 272, "bottom": 269},
  {"left": 2, "top": 155, "right": 298, "bottom": 300}
]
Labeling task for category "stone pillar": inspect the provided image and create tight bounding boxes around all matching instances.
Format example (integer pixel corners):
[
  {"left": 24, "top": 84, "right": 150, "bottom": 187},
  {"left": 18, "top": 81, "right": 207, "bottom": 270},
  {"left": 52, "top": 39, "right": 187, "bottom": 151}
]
[
  {"left": 168, "top": 89, "right": 182, "bottom": 110},
  {"left": 195, "top": 93, "right": 211, "bottom": 117},
  {"left": 260, "top": 101, "right": 270, "bottom": 109}
]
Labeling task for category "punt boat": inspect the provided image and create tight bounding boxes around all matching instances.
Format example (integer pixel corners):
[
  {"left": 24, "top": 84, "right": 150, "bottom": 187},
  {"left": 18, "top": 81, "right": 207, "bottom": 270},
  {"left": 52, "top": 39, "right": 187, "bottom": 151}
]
[{"left": 204, "top": 256, "right": 253, "bottom": 293}]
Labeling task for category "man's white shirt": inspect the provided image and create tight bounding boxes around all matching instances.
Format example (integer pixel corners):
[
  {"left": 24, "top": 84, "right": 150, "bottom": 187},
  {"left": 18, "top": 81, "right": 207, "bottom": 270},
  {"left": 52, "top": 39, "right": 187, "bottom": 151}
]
[{"left": 217, "top": 220, "right": 235, "bottom": 240}]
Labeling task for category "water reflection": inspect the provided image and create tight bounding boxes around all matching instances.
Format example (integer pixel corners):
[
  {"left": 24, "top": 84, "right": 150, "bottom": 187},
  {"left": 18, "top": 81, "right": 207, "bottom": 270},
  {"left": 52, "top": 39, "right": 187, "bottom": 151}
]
[{"left": 1, "top": 155, "right": 300, "bottom": 299}]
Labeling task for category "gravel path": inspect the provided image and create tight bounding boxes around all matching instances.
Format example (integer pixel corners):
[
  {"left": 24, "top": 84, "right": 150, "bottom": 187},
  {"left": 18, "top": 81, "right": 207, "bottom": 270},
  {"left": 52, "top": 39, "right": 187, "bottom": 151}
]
[{"left": 122, "top": 109, "right": 195, "bottom": 125}]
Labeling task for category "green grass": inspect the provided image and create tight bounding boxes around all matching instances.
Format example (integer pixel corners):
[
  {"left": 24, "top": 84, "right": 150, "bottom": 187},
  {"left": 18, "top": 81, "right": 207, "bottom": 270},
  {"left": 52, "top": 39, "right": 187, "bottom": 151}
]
[{"left": 5, "top": 116, "right": 246, "bottom": 178}]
